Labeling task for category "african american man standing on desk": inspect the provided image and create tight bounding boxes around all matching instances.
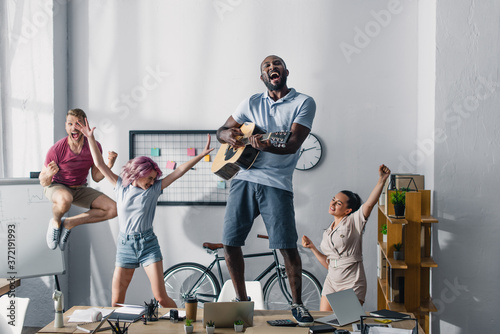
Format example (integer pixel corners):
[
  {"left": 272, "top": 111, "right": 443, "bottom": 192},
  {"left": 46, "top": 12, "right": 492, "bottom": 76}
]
[{"left": 216, "top": 55, "right": 316, "bottom": 326}]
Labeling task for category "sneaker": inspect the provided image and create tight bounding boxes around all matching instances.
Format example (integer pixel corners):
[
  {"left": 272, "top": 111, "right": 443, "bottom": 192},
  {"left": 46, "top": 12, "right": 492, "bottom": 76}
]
[
  {"left": 46, "top": 219, "right": 61, "bottom": 250},
  {"left": 59, "top": 218, "right": 71, "bottom": 251},
  {"left": 291, "top": 303, "right": 314, "bottom": 327}
]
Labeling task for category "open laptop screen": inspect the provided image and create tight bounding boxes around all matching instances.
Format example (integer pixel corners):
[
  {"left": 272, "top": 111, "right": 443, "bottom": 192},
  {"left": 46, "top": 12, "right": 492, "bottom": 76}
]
[
  {"left": 315, "top": 288, "right": 365, "bottom": 326},
  {"left": 203, "top": 301, "right": 254, "bottom": 327}
]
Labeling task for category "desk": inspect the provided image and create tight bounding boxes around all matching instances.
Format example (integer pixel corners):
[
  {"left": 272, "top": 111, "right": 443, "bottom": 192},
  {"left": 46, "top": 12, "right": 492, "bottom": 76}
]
[
  {"left": 0, "top": 278, "right": 20, "bottom": 296},
  {"left": 38, "top": 306, "right": 424, "bottom": 333}
]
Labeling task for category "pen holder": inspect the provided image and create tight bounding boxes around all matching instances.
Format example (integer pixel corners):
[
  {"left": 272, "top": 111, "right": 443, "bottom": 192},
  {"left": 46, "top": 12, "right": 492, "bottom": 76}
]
[
  {"left": 107, "top": 320, "right": 131, "bottom": 334},
  {"left": 145, "top": 298, "right": 159, "bottom": 321}
]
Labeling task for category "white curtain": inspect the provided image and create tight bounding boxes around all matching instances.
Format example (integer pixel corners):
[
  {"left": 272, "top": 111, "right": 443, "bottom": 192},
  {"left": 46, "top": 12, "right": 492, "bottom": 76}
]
[{"left": 0, "top": 0, "right": 54, "bottom": 178}]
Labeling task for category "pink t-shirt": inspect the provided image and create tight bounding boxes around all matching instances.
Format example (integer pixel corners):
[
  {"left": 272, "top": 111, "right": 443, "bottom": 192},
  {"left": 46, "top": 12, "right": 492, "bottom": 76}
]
[{"left": 44, "top": 137, "right": 102, "bottom": 187}]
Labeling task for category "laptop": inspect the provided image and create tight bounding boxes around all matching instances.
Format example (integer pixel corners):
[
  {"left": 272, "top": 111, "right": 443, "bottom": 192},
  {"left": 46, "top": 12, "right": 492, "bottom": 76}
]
[
  {"left": 315, "top": 288, "right": 365, "bottom": 326},
  {"left": 203, "top": 301, "right": 254, "bottom": 327}
]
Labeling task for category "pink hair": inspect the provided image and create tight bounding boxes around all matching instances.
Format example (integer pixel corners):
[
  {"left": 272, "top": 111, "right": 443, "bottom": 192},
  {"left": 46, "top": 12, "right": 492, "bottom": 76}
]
[{"left": 120, "top": 156, "right": 162, "bottom": 187}]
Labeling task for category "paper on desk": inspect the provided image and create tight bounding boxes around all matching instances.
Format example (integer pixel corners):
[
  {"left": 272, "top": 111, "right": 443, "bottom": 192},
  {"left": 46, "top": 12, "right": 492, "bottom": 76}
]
[
  {"left": 67, "top": 308, "right": 113, "bottom": 323},
  {"left": 369, "top": 328, "right": 412, "bottom": 334},
  {"left": 114, "top": 304, "right": 146, "bottom": 314}
]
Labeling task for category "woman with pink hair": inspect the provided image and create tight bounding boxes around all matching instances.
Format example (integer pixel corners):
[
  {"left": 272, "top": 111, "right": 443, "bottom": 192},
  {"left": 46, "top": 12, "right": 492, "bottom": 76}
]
[{"left": 77, "top": 118, "right": 214, "bottom": 307}]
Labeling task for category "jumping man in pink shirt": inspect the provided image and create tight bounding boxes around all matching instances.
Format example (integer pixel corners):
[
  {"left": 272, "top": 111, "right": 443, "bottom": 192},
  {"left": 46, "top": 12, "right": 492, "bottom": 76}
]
[{"left": 39, "top": 108, "right": 118, "bottom": 251}]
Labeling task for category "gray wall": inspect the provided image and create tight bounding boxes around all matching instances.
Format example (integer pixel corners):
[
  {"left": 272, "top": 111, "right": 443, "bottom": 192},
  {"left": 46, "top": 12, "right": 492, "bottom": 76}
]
[{"left": 433, "top": 1, "right": 500, "bottom": 333}]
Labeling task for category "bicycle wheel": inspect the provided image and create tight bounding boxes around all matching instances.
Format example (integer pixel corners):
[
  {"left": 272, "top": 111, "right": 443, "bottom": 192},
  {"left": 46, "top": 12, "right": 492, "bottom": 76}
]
[
  {"left": 163, "top": 262, "right": 220, "bottom": 308},
  {"left": 263, "top": 269, "right": 322, "bottom": 310}
]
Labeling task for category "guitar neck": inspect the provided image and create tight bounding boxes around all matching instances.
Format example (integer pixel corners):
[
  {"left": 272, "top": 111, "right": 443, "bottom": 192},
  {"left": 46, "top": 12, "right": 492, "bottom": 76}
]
[{"left": 239, "top": 133, "right": 274, "bottom": 146}]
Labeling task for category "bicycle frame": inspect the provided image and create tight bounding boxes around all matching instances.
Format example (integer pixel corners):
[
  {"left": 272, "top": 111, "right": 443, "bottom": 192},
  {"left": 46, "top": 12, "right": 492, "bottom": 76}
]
[{"left": 190, "top": 248, "right": 294, "bottom": 305}]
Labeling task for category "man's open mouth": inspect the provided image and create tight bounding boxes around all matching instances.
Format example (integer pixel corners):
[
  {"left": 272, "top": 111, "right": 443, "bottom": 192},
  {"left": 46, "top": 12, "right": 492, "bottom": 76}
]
[
  {"left": 270, "top": 71, "right": 280, "bottom": 80},
  {"left": 72, "top": 133, "right": 79, "bottom": 139}
]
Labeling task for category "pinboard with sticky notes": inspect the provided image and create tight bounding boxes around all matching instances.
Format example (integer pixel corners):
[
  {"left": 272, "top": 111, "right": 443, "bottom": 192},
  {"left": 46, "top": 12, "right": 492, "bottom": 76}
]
[{"left": 129, "top": 130, "right": 230, "bottom": 205}]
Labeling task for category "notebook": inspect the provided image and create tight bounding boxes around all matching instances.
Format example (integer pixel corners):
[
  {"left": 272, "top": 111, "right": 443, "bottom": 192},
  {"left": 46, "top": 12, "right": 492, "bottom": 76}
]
[
  {"left": 369, "top": 309, "right": 410, "bottom": 320},
  {"left": 107, "top": 309, "right": 145, "bottom": 323},
  {"left": 203, "top": 301, "right": 254, "bottom": 327},
  {"left": 315, "top": 288, "right": 365, "bottom": 326},
  {"left": 108, "top": 304, "right": 146, "bottom": 323}
]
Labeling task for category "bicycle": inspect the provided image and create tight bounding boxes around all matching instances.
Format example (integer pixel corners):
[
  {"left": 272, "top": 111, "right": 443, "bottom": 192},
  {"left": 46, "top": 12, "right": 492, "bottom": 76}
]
[{"left": 163, "top": 234, "right": 322, "bottom": 310}]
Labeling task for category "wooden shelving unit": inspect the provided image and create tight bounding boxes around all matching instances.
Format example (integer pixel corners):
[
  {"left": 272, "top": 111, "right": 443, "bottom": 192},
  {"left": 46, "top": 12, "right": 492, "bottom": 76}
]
[{"left": 377, "top": 190, "right": 438, "bottom": 333}]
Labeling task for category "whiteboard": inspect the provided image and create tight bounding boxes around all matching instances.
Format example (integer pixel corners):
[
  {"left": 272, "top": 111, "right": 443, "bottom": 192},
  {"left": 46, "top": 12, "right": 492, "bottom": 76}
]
[{"left": 0, "top": 178, "right": 65, "bottom": 278}]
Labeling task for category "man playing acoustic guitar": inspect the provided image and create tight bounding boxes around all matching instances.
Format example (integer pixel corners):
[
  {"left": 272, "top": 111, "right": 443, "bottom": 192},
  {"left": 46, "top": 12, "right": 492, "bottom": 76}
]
[{"left": 216, "top": 55, "right": 316, "bottom": 326}]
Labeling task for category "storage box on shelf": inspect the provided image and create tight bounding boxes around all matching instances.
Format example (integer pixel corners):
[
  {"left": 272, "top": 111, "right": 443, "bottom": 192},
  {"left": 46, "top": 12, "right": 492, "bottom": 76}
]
[{"left": 377, "top": 188, "right": 438, "bottom": 334}]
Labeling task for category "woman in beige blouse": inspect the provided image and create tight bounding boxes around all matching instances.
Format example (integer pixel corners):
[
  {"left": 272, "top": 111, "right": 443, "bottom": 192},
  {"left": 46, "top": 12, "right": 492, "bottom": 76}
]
[{"left": 302, "top": 164, "right": 391, "bottom": 311}]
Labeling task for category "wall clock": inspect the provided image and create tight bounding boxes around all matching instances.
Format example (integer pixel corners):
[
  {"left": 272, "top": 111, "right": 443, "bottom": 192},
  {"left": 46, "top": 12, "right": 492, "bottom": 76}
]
[{"left": 295, "top": 133, "right": 323, "bottom": 171}]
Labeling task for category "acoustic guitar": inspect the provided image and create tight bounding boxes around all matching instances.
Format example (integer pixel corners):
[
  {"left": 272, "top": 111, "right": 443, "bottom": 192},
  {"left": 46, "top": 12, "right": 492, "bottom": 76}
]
[{"left": 211, "top": 123, "right": 291, "bottom": 180}]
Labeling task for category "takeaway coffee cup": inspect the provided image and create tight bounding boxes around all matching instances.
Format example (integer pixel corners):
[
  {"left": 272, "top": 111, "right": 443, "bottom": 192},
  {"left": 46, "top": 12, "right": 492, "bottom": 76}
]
[{"left": 185, "top": 296, "right": 198, "bottom": 321}]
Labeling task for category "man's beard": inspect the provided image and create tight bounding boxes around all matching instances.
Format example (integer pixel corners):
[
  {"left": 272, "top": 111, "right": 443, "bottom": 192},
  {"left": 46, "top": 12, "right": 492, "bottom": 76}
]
[{"left": 264, "top": 75, "right": 287, "bottom": 91}]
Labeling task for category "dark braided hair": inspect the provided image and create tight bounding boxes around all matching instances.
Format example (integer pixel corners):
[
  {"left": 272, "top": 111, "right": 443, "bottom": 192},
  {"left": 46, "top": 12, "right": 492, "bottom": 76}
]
[{"left": 340, "top": 190, "right": 362, "bottom": 214}]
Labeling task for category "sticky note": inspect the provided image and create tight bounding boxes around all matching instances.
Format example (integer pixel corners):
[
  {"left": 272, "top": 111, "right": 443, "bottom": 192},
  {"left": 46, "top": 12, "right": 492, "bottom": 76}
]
[
  {"left": 187, "top": 148, "right": 196, "bottom": 156},
  {"left": 151, "top": 148, "right": 160, "bottom": 156},
  {"left": 217, "top": 181, "right": 226, "bottom": 189},
  {"left": 166, "top": 161, "right": 176, "bottom": 170},
  {"left": 204, "top": 155, "right": 211, "bottom": 162}
]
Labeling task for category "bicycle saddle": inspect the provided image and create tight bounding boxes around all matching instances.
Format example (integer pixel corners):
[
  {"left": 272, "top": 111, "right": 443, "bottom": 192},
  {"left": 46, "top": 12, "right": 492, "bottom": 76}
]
[{"left": 203, "top": 242, "right": 224, "bottom": 250}]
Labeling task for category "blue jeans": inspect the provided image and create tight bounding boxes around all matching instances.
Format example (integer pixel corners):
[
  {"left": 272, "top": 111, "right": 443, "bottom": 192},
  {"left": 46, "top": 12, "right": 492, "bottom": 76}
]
[{"left": 115, "top": 229, "right": 163, "bottom": 268}]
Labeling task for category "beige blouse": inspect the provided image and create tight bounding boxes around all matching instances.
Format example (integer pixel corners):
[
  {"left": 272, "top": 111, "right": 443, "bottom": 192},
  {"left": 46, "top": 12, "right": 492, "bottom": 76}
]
[{"left": 319, "top": 206, "right": 367, "bottom": 301}]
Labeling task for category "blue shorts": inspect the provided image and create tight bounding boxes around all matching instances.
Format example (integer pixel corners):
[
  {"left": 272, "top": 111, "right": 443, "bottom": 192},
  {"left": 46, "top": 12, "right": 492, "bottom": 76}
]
[
  {"left": 115, "top": 229, "right": 163, "bottom": 269},
  {"left": 222, "top": 180, "right": 298, "bottom": 249}
]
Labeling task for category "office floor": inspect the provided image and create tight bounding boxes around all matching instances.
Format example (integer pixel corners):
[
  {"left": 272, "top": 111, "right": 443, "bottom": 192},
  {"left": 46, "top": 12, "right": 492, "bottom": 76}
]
[{"left": 23, "top": 327, "right": 42, "bottom": 334}]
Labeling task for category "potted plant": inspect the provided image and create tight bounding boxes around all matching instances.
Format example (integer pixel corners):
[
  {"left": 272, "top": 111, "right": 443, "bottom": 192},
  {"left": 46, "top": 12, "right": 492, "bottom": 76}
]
[
  {"left": 390, "top": 189, "right": 406, "bottom": 217},
  {"left": 206, "top": 320, "right": 215, "bottom": 334},
  {"left": 393, "top": 242, "right": 403, "bottom": 260},
  {"left": 381, "top": 223, "right": 388, "bottom": 243},
  {"left": 234, "top": 320, "right": 244, "bottom": 332},
  {"left": 184, "top": 318, "right": 194, "bottom": 334}
]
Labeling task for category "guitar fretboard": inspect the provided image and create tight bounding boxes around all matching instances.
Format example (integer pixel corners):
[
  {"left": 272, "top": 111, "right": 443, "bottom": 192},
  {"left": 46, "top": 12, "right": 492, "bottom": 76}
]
[{"left": 239, "top": 133, "right": 273, "bottom": 146}]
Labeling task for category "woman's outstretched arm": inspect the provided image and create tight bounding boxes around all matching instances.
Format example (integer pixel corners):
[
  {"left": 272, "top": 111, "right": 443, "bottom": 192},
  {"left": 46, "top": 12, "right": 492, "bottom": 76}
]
[
  {"left": 76, "top": 118, "right": 119, "bottom": 187},
  {"left": 361, "top": 164, "right": 391, "bottom": 219}
]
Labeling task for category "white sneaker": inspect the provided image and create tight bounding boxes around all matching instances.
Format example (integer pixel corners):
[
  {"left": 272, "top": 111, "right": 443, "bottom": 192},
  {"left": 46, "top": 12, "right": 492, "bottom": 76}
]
[
  {"left": 59, "top": 218, "right": 71, "bottom": 251},
  {"left": 46, "top": 219, "right": 61, "bottom": 250}
]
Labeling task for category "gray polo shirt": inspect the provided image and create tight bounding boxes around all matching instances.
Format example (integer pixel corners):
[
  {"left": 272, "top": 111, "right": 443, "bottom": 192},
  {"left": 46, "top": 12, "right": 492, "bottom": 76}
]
[{"left": 232, "top": 88, "right": 316, "bottom": 192}]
